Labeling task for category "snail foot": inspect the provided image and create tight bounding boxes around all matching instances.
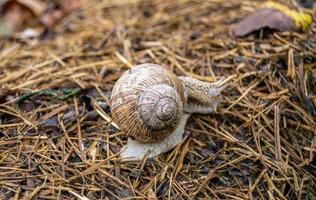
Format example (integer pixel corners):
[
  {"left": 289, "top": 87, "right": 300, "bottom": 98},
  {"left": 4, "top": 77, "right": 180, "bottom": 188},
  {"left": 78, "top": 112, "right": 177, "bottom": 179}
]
[{"left": 120, "top": 114, "right": 191, "bottom": 161}]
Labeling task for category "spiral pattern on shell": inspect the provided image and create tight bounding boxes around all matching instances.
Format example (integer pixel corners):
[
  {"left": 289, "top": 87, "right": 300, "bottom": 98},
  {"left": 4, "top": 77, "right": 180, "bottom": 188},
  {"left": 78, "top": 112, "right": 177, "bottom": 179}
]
[{"left": 110, "top": 63, "right": 187, "bottom": 143}]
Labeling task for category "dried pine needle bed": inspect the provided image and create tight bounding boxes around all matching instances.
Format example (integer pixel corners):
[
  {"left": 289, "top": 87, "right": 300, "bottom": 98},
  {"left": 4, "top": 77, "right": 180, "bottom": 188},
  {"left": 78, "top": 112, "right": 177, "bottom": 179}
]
[{"left": 0, "top": 0, "right": 316, "bottom": 199}]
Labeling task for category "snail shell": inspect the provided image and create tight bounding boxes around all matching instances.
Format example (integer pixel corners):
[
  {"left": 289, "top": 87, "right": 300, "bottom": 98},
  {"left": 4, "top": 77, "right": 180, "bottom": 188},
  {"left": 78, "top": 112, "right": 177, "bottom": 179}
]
[{"left": 110, "top": 63, "right": 187, "bottom": 143}]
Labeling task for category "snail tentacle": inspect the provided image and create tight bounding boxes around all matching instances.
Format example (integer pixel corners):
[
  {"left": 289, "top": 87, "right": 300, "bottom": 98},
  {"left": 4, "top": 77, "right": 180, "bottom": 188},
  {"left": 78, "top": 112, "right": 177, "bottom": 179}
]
[{"left": 179, "top": 76, "right": 227, "bottom": 114}]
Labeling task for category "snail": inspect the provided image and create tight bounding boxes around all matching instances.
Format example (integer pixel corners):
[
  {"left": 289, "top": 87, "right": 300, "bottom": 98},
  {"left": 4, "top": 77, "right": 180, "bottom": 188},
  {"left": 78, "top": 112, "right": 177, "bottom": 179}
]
[{"left": 110, "top": 63, "right": 226, "bottom": 160}]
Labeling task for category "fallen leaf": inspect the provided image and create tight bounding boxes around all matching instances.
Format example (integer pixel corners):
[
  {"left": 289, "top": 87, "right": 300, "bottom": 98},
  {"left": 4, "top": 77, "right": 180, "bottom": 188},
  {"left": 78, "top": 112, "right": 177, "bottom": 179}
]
[
  {"left": 62, "top": 0, "right": 81, "bottom": 14},
  {"left": 233, "top": 1, "right": 313, "bottom": 37},
  {"left": 16, "top": 0, "right": 46, "bottom": 16},
  {"left": 0, "top": 0, "right": 80, "bottom": 38},
  {"left": 40, "top": 0, "right": 81, "bottom": 38},
  {"left": 0, "top": 0, "right": 34, "bottom": 35},
  {"left": 0, "top": 85, "right": 18, "bottom": 103},
  {"left": 19, "top": 100, "right": 36, "bottom": 112},
  {"left": 61, "top": 106, "right": 85, "bottom": 123},
  {"left": 298, "top": 0, "right": 316, "bottom": 8},
  {"left": 0, "top": 0, "right": 45, "bottom": 36},
  {"left": 264, "top": 1, "right": 313, "bottom": 31},
  {"left": 39, "top": 116, "right": 61, "bottom": 136}
]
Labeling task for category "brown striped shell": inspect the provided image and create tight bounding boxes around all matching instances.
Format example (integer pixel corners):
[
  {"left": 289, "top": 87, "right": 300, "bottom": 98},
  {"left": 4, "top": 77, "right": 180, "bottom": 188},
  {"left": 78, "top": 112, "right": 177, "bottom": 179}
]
[{"left": 110, "top": 63, "right": 187, "bottom": 143}]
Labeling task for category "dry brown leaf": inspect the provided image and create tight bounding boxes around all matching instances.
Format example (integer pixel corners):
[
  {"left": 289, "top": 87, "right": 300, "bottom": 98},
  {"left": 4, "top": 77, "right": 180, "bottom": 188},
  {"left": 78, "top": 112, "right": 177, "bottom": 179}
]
[
  {"left": 62, "top": 0, "right": 81, "bottom": 14},
  {"left": 40, "top": 0, "right": 81, "bottom": 29},
  {"left": 0, "top": 0, "right": 37, "bottom": 35},
  {"left": 233, "top": 2, "right": 313, "bottom": 37},
  {"left": 0, "top": 0, "right": 80, "bottom": 38},
  {"left": 298, "top": 0, "right": 316, "bottom": 8},
  {"left": 17, "top": 0, "right": 46, "bottom": 16},
  {"left": 234, "top": 8, "right": 296, "bottom": 37},
  {"left": 0, "top": 85, "right": 18, "bottom": 103}
]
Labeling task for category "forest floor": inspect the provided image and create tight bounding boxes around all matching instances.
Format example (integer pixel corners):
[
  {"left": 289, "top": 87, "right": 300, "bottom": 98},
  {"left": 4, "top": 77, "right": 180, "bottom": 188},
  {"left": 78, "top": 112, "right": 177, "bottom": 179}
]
[{"left": 0, "top": 0, "right": 316, "bottom": 199}]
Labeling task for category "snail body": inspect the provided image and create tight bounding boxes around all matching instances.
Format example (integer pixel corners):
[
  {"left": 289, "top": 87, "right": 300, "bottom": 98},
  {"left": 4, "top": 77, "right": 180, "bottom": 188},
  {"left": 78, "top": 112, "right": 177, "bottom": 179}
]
[
  {"left": 110, "top": 63, "right": 225, "bottom": 160},
  {"left": 110, "top": 63, "right": 187, "bottom": 143}
]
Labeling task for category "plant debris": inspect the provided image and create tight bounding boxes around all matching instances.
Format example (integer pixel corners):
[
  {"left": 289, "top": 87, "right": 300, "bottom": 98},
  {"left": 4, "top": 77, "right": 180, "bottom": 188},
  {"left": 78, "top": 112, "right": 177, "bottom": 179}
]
[
  {"left": 233, "top": 1, "right": 313, "bottom": 37},
  {"left": 0, "top": 0, "right": 81, "bottom": 38},
  {"left": 16, "top": 88, "right": 81, "bottom": 106},
  {"left": 0, "top": 0, "right": 316, "bottom": 199}
]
